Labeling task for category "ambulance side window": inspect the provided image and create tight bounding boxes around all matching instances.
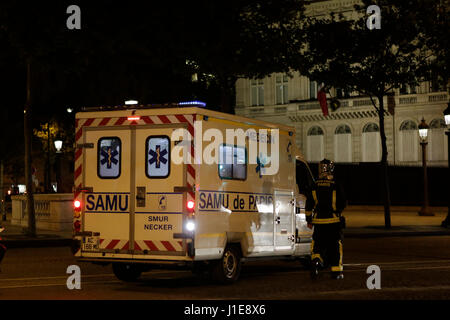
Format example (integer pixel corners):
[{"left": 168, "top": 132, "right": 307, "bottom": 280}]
[
  {"left": 146, "top": 136, "right": 170, "bottom": 178},
  {"left": 98, "top": 137, "right": 121, "bottom": 179},
  {"left": 219, "top": 144, "right": 247, "bottom": 180}
]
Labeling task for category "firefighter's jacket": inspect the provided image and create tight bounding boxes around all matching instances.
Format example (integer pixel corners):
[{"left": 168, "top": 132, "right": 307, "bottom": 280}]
[{"left": 305, "top": 178, "right": 346, "bottom": 225}]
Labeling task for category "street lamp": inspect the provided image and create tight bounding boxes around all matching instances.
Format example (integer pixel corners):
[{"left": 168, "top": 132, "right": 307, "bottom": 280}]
[
  {"left": 441, "top": 103, "right": 450, "bottom": 227},
  {"left": 54, "top": 137, "right": 63, "bottom": 192},
  {"left": 54, "top": 139, "right": 63, "bottom": 153},
  {"left": 418, "top": 118, "right": 433, "bottom": 216}
]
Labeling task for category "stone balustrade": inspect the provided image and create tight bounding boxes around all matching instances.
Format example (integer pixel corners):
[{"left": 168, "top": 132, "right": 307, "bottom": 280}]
[{"left": 11, "top": 193, "right": 73, "bottom": 231}]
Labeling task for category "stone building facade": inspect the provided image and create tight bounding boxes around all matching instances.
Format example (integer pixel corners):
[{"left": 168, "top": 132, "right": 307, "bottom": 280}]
[{"left": 235, "top": 1, "right": 448, "bottom": 167}]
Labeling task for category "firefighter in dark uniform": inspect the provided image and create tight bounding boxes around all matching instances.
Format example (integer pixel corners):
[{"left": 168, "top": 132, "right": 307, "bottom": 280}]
[{"left": 306, "top": 159, "right": 346, "bottom": 280}]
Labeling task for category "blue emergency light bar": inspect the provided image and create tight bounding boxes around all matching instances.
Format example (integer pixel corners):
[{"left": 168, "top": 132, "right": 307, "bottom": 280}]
[
  {"left": 178, "top": 100, "right": 206, "bottom": 107},
  {"left": 82, "top": 100, "right": 207, "bottom": 112}
]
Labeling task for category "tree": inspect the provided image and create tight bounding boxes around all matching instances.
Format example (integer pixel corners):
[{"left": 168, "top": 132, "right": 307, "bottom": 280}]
[
  {"left": 0, "top": 1, "right": 78, "bottom": 236},
  {"left": 296, "top": 0, "right": 448, "bottom": 228},
  {"left": 180, "top": 0, "right": 306, "bottom": 113}
]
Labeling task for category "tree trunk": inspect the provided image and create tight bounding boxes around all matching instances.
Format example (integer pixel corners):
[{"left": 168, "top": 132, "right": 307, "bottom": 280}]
[
  {"left": 377, "top": 95, "right": 391, "bottom": 228},
  {"left": 24, "top": 58, "right": 36, "bottom": 237}
]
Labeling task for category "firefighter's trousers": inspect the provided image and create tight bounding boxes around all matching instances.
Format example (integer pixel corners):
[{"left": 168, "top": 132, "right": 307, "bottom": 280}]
[{"left": 311, "top": 223, "right": 343, "bottom": 273}]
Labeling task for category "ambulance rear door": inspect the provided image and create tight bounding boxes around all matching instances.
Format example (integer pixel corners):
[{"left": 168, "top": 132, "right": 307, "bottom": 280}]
[
  {"left": 132, "top": 125, "right": 187, "bottom": 257},
  {"left": 83, "top": 127, "right": 132, "bottom": 255}
]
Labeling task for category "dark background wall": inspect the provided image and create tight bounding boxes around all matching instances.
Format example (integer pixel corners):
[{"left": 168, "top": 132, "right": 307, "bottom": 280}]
[{"left": 308, "top": 163, "right": 448, "bottom": 206}]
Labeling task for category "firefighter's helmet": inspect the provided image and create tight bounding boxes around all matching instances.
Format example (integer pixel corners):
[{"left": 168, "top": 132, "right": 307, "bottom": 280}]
[{"left": 318, "top": 158, "right": 335, "bottom": 179}]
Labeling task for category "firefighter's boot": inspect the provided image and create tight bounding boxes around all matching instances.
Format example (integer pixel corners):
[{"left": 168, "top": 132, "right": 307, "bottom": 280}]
[
  {"left": 331, "top": 271, "right": 344, "bottom": 280},
  {"left": 310, "top": 258, "right": 321, "bottom": 279}
]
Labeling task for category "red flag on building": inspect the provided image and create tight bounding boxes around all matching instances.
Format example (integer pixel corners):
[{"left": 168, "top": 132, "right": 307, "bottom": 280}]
[{"left": 317, "top": 84, "right": 328, "bottom": 117}]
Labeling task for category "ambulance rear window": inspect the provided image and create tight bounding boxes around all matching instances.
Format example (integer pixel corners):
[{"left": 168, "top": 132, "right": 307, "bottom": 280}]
[
  {"left": 98, "top": 137, "right": 121, "bottom": 179},
  {"left": 219, "top": 144, "right": 247, "bottom": 180},
  {"left": 146, "top": 136, "right": 170, "bottom": 178}
]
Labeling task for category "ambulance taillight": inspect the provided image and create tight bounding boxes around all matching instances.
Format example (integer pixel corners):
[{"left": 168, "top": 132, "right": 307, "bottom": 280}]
[
  {"left": 185, "top": 221, "right": 195, "bottom": 232},
  {"left": 187, "top": 200, "right": 195, "bottom": 211},
  {"left": 74, "top": 200, "right": 81, "bottom": 211},
  {"left": 127, "top": 116, "right": 140, "bottom": 121}
]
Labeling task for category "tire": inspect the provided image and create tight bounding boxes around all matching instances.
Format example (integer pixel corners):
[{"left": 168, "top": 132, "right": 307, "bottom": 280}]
[
  {"left": 112, "top": 263, "right": 142, "bottom": 282},
  {"left": 211, "top": 245, "right": 242, "bottom": 284}
]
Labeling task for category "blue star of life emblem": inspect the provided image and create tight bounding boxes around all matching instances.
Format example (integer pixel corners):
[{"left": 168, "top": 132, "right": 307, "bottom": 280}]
[
  {"left": 149, "top": 145, "right": 168, "bottom": 168},
  {"left": 100, "top": 146, "right": 119, "bottom": 169}
]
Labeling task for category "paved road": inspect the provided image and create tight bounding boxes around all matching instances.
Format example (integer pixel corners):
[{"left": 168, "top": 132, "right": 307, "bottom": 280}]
[{"left": 1, "top": 236, "right": 450, "bottom": 300}]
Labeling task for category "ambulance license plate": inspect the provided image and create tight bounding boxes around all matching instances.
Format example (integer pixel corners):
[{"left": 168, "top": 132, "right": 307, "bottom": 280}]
[{"left": 83, "top": 236, "right": 99, "bottom": 251}]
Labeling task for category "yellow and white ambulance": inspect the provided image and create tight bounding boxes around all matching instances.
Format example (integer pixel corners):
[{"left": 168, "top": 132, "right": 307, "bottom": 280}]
[{"left": 72, "top": 102, "right": 314, "bottom": 283}]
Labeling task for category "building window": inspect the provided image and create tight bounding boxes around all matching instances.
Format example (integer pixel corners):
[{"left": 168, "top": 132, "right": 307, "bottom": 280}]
[
  {"left": 334, "top": 124, "right": 352, "bottom": 163},
  {"left": 399, "top": 120, "right": 418, "bottom": 162},
  {"left": 309, "top": 80, "right": 317, "bottom": 100},
  {"left": 98, "top": 137, "right": 121, "bottom": 179},
  {"left": 430, "top": 77, "right": 447, "bottom": 93},
  {"left": 219, "top": 144, "right": 247, "bottom": 180},
  {"left": 276, "top": 75, "right": 289, "bottom": 104},
  {"left": 362, "top": 123, "right": 381, "bottom": 162},
  {"left": 251, "top": 79, "right": 264, "bottom": 106},
  {"left": 306, "top": 126, "right": 324, "bottom": 163},
  {"left": 400, "top": 84, "right": 417, "bottom": 95},
  {"left": 429, "top": 118, "right": 448, "bottom": 161},
  {"left": 146, "top": 136, "right": 170, "bottom": 178},
  {"left": 336, "top": 88, "right": 350, "bottom": 99}
]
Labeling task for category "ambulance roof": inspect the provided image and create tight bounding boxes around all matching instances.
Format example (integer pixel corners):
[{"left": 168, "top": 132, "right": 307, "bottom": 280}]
[{"left": 76, "top": 106, "right": 295, "bottom": 133}]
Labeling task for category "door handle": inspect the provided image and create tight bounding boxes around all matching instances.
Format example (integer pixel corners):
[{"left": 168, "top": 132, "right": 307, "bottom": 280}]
[
  {"left": 275, "top": 217, "right": 281, "bottom": 224},
  {"left": 136, "top": 186, "right": 146, "bottom": 207}
]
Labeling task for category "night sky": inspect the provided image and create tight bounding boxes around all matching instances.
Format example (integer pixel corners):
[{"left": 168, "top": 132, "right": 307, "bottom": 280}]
[{"left": 1, "top": 1, "right": 238, "bottom": 123}]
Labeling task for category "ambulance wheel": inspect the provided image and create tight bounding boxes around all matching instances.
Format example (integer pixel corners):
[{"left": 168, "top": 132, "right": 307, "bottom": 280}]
[
  {"left": 112, "top": 263, "right": 142, "bottom": 282},
  {"left": 211, "top": 245, "right": 242, "bottom": 284}
]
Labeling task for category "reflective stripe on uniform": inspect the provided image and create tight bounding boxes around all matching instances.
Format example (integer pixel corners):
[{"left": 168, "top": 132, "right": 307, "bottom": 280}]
[
  {"left": 312, "top": 254, "right": 323, "bottom": 263},
  {"left": 312, "top": 190, "right": 318, "bottom": 205},
  {"left": 332, "top": 190, "right": 336, "bottom": 211},
  {"left": 310, "top": 240, "right": 323, "bottom": 263},
  {"left": 331, "top": 265, "right": 343, "bottom": 272},
  {"left": 331, "top": 240, "right": 343, "bottom": 272},
  {"left": 312, "top": 217, "right": 340, "bottom": 224}
]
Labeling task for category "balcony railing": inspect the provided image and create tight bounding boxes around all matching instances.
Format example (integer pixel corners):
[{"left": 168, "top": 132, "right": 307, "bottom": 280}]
[{"left": 236, "top": 92, "right": 448, "bottom": 117}]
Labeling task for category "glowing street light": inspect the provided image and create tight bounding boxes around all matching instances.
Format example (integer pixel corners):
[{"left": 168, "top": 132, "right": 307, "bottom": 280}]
[
  {"left": 418, "top": 118, "right": 433, "bottom": 216},
  {"left": 441, "top": 103, "right": 450, "bottom": 227},
  {"left": 54, "top": 139, "right": 63, "bottom": 153}
]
